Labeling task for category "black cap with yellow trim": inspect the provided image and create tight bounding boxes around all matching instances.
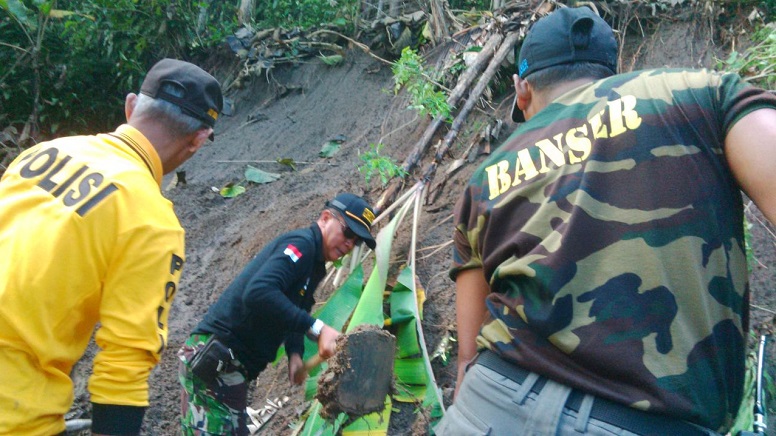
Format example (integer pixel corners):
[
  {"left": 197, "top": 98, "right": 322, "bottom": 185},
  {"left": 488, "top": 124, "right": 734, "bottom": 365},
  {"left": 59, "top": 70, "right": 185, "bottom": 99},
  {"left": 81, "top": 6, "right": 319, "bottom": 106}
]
[
  {"left": 327, "top": 193, "right": 377, "bottom": 249},
  {"left": 140, "top": 58, "right": 223, "bottom": 133}
]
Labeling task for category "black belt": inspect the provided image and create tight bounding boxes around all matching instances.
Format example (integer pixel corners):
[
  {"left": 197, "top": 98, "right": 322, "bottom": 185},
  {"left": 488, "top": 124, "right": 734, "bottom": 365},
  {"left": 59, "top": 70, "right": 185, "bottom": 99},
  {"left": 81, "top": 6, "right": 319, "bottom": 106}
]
[{"left": 475, "top": 350, "right": 714, "bottom": 436}]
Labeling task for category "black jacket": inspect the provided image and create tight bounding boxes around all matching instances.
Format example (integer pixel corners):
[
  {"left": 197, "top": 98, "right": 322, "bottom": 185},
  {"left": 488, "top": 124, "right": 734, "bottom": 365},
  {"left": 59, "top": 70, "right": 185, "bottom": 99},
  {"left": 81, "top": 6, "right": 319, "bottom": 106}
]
[{"left": 195, "top": 223, "right": 326, "bottom": 379}]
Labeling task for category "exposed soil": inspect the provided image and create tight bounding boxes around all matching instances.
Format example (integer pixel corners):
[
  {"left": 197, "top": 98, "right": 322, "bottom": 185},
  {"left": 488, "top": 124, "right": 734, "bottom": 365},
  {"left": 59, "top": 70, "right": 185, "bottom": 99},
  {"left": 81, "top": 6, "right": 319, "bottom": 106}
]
[{"left": 66, "top": 6, "right": 776, "bottom": 435}]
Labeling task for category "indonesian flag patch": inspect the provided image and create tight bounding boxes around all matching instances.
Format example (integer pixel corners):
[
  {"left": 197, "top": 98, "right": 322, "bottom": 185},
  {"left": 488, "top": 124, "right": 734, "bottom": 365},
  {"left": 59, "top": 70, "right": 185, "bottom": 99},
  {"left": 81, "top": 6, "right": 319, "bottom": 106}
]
[{"left": 284, "top": 244, "right": 302, "bottom": 262}]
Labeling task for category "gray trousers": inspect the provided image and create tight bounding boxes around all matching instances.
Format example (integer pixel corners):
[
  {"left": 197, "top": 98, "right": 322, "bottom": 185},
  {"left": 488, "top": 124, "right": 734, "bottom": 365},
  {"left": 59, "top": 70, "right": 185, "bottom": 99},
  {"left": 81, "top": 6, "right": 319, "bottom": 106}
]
[{"left": 434, "top": 362, "right": 718, "bottom": 435}]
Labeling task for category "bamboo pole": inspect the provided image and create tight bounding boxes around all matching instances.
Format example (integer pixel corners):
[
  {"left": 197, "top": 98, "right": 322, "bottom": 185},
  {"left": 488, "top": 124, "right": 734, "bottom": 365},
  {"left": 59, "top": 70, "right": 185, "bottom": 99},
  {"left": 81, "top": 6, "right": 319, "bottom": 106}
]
[{"left": 421, "top": 31, "right": 521, "bottom": 183}]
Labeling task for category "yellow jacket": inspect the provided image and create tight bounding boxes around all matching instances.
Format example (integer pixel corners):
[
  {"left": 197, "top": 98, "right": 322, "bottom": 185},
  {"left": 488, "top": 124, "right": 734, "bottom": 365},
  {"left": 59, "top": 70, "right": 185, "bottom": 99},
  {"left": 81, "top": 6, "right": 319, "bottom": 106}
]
[{"left": 0, "top": 124, "right": 185, "bottom": 435}]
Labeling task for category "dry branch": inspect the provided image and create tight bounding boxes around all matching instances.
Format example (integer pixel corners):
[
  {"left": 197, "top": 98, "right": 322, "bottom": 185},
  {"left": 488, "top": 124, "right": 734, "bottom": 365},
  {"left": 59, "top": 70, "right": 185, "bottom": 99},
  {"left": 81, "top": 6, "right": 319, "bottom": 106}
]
[
  {"left": 310, "top": 30, "right": 393, "bottom": 66},
  {"left": 427, "top": 0, "right": 451, "bottom": 46},
  {"left": 238, "top": 0, "right": 253, "bottom": 26}
]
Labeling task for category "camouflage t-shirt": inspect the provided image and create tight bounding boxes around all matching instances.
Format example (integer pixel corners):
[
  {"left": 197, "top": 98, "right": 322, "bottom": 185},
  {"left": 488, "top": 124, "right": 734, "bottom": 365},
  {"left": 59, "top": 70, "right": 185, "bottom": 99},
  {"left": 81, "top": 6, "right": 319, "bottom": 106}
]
[{"left": 451, "top": 68, "right": 776, "bottom": 432}]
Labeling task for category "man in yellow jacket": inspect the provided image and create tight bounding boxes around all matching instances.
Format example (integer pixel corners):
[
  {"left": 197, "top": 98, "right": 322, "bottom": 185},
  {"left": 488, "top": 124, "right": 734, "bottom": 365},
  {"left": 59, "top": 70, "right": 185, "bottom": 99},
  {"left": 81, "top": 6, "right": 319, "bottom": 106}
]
[{"left": 0, "top": 58, "right": 222, "bottom": 435}]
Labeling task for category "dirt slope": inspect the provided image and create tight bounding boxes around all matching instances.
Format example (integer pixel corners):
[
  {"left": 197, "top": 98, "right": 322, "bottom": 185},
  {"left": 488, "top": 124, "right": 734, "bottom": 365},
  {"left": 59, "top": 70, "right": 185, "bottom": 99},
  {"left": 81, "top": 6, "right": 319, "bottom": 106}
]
[{"left": 67, "top": 8, "right": 776, "bottom": 435}]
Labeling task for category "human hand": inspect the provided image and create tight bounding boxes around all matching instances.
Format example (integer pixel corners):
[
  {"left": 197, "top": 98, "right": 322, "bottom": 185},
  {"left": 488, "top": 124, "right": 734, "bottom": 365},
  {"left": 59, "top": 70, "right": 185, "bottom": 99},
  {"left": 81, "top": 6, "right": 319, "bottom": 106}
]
[
  {"left": 289, "top": 353, "right": 306, "bottom": 385},
  {"left": 316, "top": 324, "right": 340, "bottom": 359}
]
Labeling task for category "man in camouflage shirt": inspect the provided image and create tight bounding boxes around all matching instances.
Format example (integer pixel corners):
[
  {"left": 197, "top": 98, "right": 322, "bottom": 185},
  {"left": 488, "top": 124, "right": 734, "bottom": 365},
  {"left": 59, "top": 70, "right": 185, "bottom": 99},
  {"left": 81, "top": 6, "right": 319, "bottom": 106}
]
[{"left": 436, "top": 6, "right": 776, "bottom": 436}]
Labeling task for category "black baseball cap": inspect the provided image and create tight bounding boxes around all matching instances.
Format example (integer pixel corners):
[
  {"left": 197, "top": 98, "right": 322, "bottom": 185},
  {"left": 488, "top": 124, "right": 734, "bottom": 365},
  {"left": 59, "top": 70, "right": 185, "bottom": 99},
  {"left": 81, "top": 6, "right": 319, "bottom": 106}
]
[
  {"left": 327, "top": 193, "right": 377, "bottom": 249},
  {"left": 140, "top": 58, "right": 223, "bottom": 136},
  {"left": 511, "top": 7, "right": 617, "bottom": 123}
]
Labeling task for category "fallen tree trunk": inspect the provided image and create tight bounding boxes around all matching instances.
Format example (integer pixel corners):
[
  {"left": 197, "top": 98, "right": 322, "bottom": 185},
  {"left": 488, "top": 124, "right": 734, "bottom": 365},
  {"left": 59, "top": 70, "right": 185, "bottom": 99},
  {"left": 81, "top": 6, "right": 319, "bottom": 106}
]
[
  {"left": 422, "top": 31, "right": 522, "bottom": 184},
  {"left": 374, "top": 30, "right": 505, "bottom": 212}
]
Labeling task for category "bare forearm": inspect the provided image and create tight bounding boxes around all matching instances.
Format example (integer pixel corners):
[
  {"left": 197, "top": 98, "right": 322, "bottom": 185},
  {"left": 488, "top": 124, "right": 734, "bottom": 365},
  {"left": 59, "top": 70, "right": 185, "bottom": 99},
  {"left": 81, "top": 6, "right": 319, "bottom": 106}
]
[
  {"left": 455, "top": 268, "right": 490, "bottom": 363},
  {"left": 453, "top": 268, "right": 490, "bottom": 399},
  {"left": 727, "top": 108, "right": 776, "bottom": 225}
]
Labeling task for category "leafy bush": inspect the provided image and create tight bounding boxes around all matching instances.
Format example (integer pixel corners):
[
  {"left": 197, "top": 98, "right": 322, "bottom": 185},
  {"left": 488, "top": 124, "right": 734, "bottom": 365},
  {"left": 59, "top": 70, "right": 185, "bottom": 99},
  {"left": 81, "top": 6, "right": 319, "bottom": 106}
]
[
  {"left": 717, "top": 24, "right": 776, "bottom": 90},
  {"left": 0, "top": 0, "right": 237, "bottom": 138},
  {"left": 358, "top": 143, "right": 407, "bottom": 186},
  {"left": 255, "top": 0, "right": 359, "bottom": 30},
  {"left": 392, "top": 47, "right": 451, "bottom": 120}
]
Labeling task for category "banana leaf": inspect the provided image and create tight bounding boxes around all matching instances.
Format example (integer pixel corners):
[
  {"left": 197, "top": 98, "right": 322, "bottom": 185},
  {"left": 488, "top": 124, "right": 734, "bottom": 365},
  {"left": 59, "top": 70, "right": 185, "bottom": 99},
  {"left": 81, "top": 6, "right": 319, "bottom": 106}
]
[
  {"left": 388, "top": 188, "right": 445, "bottom": 426},
  {"left": 341, "top": 395, "right": 392, "bottom": 435},
  {"left": 295, "top": 401, "right": 345, "bottom": 436},
  {"left": 390, "top": 267, "right": 421, "bottom": 358}
]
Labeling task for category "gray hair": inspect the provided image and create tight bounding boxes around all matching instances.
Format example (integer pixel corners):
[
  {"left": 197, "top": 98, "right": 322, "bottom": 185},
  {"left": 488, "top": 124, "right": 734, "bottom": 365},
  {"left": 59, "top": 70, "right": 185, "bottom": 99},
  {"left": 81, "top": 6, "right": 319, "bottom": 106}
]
[
  {"left": 525, "top": 62, "right": 615, "bottom": 92},
  {"left": 133, "top": 86, "right": 208, "bottom": 137}
]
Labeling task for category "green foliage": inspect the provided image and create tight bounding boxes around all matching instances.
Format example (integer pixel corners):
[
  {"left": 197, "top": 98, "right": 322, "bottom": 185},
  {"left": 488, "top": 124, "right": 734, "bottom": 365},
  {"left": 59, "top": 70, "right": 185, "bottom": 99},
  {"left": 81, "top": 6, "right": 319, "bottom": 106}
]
[
  {"left": 392, "top": 47, "right": 424, "bottom": 89},
  {"left": 276, "top": 157, "right": 298, "bottom": 170},
  {"left": 430, "top": 331, "right": 455, "bottom": 366},
  {"left": 220, "top": 165, "right": 281, "bottom": 198},
  {"left": 393, "top": 47, "right": 451, "bottom": 120},
  {"left": 717, "top": 25, "right": 776, "bottom": 89},
  {"left": 319, "top": 54, "right": 344, "bottom": 66},
  {"left": 245, "top": 165, "right": 282, "bottom": 183},
  {"left": 409, "top": 80, "right": 451, "bottom": 120},
  {"left": 447, "top": 0, "right": 490, "bottom": 10},
  {"left": 319, "top": 140, "right": 341, "bottom": 158},
  {"left": 358, "top": 143, "right": 407, "bottom": 186},
  {"left": 0, "top": 0, "right": 238, "bottom": 137},
  {"left": 764, "top": 0, "right": 776, "bottom": 20},
  {"left": 255, "top": 0, "right": 359, "bottom": 30},
  {"left": 220, "top": 183, "right": 247, "bottom": 198},
  {"left": 448, "top": 57, "right": 467, "bottom": 77}
]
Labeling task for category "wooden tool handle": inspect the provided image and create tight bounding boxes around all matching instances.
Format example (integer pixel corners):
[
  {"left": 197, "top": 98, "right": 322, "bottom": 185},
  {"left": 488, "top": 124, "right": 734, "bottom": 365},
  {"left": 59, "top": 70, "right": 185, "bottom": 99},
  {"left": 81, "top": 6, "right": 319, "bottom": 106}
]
[{"left": 303, "top": 353, "right": 325, "bottom": 372}]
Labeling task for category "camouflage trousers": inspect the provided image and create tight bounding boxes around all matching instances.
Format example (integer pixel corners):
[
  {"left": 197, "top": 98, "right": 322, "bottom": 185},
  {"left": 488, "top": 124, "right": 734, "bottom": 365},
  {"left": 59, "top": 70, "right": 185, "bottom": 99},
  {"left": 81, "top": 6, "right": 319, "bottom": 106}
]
[{"left": 178, "top": 333, "right": 250, "bottom": 435}]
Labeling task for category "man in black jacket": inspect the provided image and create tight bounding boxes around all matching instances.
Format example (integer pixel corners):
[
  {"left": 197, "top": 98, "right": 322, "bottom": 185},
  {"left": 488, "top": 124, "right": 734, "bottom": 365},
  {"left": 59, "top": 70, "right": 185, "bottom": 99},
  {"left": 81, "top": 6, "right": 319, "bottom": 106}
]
[{"left": 178, "top": 193, "right": 376, "bottom": 435}]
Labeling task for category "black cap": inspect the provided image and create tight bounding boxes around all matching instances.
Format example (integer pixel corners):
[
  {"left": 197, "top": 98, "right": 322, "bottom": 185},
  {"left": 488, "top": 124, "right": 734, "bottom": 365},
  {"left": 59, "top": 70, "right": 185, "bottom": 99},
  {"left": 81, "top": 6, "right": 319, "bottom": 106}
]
[
  {"left": 327, "top": 193, "right": 377, "bottom": 249},
  {"left": 140, "top": 58, "right": 223, "bottom": 134},
  {"left": 511, "top": 7, "right": 617, "bottom": 123}
]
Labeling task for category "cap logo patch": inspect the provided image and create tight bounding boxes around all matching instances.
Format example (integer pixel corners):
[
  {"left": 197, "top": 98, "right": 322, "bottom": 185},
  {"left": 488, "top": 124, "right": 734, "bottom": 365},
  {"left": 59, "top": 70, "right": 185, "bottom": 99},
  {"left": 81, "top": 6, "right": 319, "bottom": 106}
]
[
  {"left": 518, "top": 59, "right": 529, "bottom": 77},
  {"left": 327, "top": 193, "right": 377, "bottom": 250},
  {"left": 284, "top": 244, "right": 302, "bottom": 262},
  {"left": 345, "top": 211, "right": 371, "bottom": 230},
  {"left": 208, "top": 108, "right": 219, "bottom": 120},
  {"left": 362, "top": 208, "right": 375, "bottom": 225}
]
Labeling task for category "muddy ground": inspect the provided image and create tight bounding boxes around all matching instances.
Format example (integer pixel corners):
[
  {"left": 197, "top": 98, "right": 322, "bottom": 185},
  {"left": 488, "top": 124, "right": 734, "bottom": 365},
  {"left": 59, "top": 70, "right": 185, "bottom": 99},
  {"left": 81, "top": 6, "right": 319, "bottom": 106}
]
[{"left": 66, "top": 6, "right": 776, "bottom": 435}]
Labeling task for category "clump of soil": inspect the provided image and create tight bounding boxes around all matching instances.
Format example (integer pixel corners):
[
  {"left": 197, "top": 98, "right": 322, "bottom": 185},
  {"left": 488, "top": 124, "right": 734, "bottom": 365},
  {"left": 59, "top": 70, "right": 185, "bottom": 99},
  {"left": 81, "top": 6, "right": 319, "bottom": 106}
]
[{"left": 316, "top": 325, "right": 396, "bottom": 419}]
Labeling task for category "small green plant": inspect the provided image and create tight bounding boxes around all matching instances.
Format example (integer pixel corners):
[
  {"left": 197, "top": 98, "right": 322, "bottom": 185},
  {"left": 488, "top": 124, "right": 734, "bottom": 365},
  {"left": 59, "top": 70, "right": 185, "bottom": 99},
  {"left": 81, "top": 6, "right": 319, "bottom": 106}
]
[
  {"left": 392, "top": 47, "right": 451, "bottom": 121},
  {"left": 717, "top": 25, "right": 776, "bottom": 89},
  {"left": 319, "top": 54, "right": 344, "bottom": 66},
  {"left": 358, "top": 143, "right": 408, "bottom": 186},
  {"left": 219, "top": 165, "right": 281, "bottom": 198}
]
